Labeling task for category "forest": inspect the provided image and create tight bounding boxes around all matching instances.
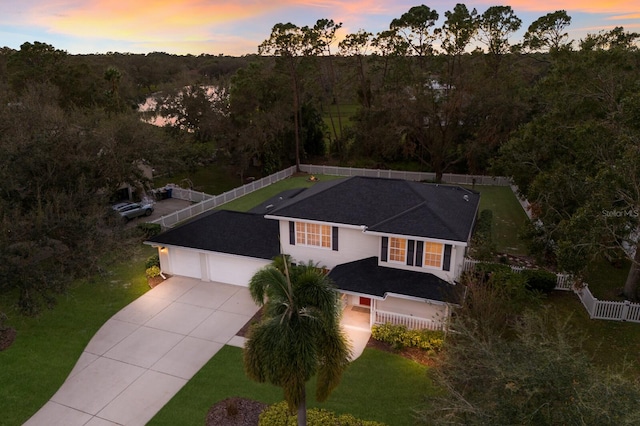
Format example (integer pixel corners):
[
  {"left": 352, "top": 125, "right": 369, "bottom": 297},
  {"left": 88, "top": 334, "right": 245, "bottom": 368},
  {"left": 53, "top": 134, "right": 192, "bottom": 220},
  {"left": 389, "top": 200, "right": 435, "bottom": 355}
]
[{"left": 0, "top": 4, "right": 639, "bottom": 315}]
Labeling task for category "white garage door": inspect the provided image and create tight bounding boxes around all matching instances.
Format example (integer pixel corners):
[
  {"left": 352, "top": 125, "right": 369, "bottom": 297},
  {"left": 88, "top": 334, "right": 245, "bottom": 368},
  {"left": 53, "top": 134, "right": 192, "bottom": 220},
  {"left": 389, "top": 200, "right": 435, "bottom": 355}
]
[{"left": 206, "top": 253, "right": 270, "bottom": 287}]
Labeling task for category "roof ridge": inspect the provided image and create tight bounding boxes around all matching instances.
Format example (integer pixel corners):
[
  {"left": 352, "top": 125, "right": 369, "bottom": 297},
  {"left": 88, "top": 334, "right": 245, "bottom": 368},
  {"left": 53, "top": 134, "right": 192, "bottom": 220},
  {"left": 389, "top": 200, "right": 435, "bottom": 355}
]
[{"left": 268, "top": 176, "right": 352, "bottom": 215}]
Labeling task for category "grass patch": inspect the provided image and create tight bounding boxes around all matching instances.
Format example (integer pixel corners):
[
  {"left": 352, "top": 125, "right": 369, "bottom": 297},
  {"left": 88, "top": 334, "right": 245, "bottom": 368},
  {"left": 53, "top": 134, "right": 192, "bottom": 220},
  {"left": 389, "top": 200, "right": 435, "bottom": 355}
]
[
  {"left": 582, "top": 257, "right": 631, "bottom": 301},
  {"left": 149, "top": 346, "right": 433, "bottom": 426},
  {"left": 465, "top": 185, "right": 529, "bottom": 256},
  {"left": 154, "top": 163, "right": 242, "bottom": 195},
  {"left": 543, "top": 291, "right": 640, "bottom": 374},
  {"left": 220, "top": 174, "right": 344, "bottom": 212},
  {"left": 0, "top": 245, "right": 154, "bottom": 426}
]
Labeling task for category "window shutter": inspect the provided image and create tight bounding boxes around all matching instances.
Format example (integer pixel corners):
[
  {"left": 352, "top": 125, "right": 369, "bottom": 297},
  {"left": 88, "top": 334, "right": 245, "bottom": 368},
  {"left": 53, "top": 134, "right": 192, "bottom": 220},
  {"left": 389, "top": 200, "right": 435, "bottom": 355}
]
[
  {"left": 406, "top": 240, "right": 415, "bottom": 266},
  {"left": 415, "top": 241, "right": 423, "bottom": 267},
  {"left": 332, "top": 226, "right": 339, "bottom": 251},
  {"left": 289, "top": 221, "right": 296, "bottom": 245},
  {"left": 381, "top": 237, "right": 388, "bottom": 262},
  {"left": 443, "top": 244, "right": 452, "bottom": 271}
]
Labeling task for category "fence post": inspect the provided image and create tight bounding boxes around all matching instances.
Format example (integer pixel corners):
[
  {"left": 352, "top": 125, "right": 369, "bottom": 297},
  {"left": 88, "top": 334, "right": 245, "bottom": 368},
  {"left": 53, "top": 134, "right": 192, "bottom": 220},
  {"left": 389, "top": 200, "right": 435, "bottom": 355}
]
[{"left": 622, "top": 300, "right": 630, "bottom": 321}]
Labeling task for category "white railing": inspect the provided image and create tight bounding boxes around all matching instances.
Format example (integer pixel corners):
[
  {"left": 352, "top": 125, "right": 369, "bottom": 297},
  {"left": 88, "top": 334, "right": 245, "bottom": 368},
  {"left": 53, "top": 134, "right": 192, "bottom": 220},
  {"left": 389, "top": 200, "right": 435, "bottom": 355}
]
[
  {"left": 374, "top": 310, "right": 444, "bottom": 331},
  {"left": 299, "top": 164, "right": 512, "bottom": 186},
  {"left": 150, "top": 166, "right": 297, "bottom": 229}
]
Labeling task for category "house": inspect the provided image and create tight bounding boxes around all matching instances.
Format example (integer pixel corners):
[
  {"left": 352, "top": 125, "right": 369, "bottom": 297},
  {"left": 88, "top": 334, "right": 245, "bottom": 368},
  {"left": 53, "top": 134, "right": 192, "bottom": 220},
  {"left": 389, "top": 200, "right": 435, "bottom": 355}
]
[{"left": 146, "top": 176, "right": 480, "bottom": 330}]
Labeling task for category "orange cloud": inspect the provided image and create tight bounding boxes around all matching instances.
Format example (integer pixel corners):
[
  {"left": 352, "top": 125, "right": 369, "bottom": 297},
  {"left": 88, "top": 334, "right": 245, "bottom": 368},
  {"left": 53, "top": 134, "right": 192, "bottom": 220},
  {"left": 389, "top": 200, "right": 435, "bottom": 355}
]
[
  {"left": 28, "top": 0, "right": 280, "bottom": 41},
  {"left": 479, "top": 0, "right": 639, "bottom": 14}
]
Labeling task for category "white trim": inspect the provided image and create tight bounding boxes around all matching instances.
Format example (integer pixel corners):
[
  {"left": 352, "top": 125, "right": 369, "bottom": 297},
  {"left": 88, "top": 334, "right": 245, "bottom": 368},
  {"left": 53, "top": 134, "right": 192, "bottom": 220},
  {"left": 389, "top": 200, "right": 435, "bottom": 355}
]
[
  {"left": 265, "top": 215, "right": 365, "bottom": 231},
  {"left": 145, "top": 243, "right": 272, "bottom": 262},
  {"left": 364, "top": 230, "right": 467, "bottom": 247}
]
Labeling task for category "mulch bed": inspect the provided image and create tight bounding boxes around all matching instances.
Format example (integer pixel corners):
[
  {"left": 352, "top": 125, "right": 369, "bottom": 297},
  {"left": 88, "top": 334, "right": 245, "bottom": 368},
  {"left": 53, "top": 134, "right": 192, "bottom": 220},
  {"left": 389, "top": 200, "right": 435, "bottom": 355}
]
[{"left": 205, "top": 397, "right": 268, "bottom": 426}]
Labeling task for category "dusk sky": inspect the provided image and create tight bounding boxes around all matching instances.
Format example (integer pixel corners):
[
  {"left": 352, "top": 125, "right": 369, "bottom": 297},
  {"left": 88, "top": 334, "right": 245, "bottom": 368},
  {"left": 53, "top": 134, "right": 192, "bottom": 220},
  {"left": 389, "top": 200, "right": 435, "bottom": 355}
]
[{"left": 2, "top": 1, "right": 639, "bottom": 56}]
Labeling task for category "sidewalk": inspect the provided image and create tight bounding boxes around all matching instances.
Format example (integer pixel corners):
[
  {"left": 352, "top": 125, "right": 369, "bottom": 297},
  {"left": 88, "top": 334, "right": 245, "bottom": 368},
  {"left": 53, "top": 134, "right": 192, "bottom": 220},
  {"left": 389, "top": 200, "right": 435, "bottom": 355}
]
[{"left": 25, "top": 277, "right": 260, "bottom": 426}]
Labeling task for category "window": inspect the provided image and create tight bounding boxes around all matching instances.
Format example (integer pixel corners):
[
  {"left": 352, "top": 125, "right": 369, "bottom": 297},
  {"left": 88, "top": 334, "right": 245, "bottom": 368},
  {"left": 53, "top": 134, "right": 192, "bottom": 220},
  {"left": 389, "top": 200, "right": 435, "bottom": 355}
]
[
  {"left": 423, "top": 242, "right": 443, "bottom": 268},
  {"left": 389, "top": 237, "right": 407, "bottom": 262},
  {"left": 295, "top": 222, "right": 332, "bottom": 248}
]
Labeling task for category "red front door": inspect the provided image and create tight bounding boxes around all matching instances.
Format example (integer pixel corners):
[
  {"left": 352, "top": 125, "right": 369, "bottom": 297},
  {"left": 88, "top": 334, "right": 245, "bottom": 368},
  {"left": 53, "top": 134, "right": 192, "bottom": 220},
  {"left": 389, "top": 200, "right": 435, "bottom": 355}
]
[{"left": 359, "top": 297, "right": 371, "bottom": 307}]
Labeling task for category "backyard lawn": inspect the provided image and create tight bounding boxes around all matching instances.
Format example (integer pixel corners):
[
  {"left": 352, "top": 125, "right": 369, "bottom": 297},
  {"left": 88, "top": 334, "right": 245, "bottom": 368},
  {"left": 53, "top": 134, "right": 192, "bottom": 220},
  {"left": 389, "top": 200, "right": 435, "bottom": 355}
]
[{"left": 465, "top": 185, "right": 529, "bottom": 256}]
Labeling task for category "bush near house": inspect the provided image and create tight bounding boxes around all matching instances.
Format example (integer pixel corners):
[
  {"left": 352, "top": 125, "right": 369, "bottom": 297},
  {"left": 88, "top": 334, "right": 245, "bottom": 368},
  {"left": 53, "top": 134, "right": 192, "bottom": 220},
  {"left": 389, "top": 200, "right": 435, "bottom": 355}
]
[
  {"left": 371, "top": 323, "right": 444, "bottom": 353},
  {"left": 145, "top": 265, "right": 161, "bottom": 279},
  {"left": 470, "top": 209, "right": 496, "bottom": 261},
  {"left": 259, "top": 401, "right": 387, "bottom": 426},
  {"left": 521, "top": 269, "right": 557, "bottom": 294}
]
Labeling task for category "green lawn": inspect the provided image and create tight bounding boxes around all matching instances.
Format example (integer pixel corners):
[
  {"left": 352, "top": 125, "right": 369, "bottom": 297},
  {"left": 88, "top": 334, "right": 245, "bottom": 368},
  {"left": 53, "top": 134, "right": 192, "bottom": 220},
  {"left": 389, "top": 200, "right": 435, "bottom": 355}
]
[
  {"left": 543, "top": 291, "right": 640, "bottom": 374},
  {"left": 154, "top": 163, "right": 242, "bottom": 195},
  {"left": 220, "top": 174, "right": 344, "bottom": 212},
  {"left": 149, "top": 345, "right": 434, "bottom": 426},
  {"left": 0, "top": 245, "right": 155, "bottom": 426},
  {"left": 466, "top": 185, "right": 529, "bottom": 256}
]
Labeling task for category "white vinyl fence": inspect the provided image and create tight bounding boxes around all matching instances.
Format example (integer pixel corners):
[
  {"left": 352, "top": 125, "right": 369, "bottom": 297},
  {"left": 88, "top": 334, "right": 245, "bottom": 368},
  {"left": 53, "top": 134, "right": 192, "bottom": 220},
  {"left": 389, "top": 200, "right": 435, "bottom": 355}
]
[
  {"left": 463, "top": 258, "right": 640, "bottom": 323},
  {"left": 149, "top": 166, "right": 296, "bottom": 229},
  {"left": 300, "top": 164, "right": 512, "bottom": 186}
]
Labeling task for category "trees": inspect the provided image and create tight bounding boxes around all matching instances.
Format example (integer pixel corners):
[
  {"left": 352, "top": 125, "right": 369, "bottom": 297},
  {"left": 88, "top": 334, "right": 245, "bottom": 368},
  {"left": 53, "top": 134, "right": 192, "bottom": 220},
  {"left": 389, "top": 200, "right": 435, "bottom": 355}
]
[
  {"left": 243, "top": 258, "right": 351, "bottom": 426},
  {"left": 423, "top": 309, "right": 640, "bottom": 425},
  {"left": 420, "top": 270, "right": 640, "bottom": 425},
  {"left": 523, "top": 10, "right": 573, "bottom": 53},
  {"left": 497, "top": 27, "right": 640, "bottom": 299},
  {"left": 259, "top": 23, "right": 307, "bottom": 171},
  {"left": 476, "top": 6, "right": 522, "bottom": 75}
]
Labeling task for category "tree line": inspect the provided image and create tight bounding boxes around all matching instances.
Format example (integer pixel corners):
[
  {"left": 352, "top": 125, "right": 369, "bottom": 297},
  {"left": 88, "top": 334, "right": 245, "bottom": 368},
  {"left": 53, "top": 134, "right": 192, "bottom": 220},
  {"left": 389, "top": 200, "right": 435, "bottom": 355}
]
[{"left": 1, "top": 3, "right": 639, "bottom": 313}]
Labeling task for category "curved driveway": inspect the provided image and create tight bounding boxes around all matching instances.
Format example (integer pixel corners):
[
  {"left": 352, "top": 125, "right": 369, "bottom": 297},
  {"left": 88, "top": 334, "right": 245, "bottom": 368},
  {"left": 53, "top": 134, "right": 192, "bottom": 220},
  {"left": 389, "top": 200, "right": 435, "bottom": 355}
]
[
  {"left": 25, "top": 277, "right": 260, "bottom": 426},
  {"left": 24, "top": 276, "right": 370, "bottom": 425}
]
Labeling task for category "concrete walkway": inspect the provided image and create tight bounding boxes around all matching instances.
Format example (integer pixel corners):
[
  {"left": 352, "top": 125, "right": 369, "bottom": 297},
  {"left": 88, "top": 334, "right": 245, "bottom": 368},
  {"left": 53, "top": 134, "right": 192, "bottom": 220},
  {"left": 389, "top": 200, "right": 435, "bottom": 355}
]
[
  {"left": 25, "top": 277, "right": 260, "bottom": 426},
  {"left": 25, "top": 276, "right": 371, "bottom": 426}
]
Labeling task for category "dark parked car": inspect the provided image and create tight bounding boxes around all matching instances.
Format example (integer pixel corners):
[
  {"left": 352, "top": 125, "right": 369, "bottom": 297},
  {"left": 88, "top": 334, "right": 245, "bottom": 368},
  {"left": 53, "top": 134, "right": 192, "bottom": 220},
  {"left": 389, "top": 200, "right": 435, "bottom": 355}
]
[{"left": 112, "top": 201, "right": 154, "bottom": 221}]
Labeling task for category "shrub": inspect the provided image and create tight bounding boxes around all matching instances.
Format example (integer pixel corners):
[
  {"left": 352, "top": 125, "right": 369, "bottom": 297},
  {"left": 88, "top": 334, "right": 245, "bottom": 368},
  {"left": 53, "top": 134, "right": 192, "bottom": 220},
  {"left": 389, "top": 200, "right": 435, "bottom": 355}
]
[
  {"left": 145, "top": 265, "right": 161, "bottom": 279},
  {"left": 136, "top": 222, "right": 162, "bottom": 238},
  {"left": 471, "top": 209, "right": 496, "bottom": 261},
  {"left": 522, "top": 269, "right": 557, "bottom": 293},
  {"left": 145, "top": 254, "right": 160, "bottom": 269},
  {"left": 371, "top": 323, "right": 444, "bottom": 353},
  {"left": 259, "top": 401, "right": 387, "bottom": 426}
]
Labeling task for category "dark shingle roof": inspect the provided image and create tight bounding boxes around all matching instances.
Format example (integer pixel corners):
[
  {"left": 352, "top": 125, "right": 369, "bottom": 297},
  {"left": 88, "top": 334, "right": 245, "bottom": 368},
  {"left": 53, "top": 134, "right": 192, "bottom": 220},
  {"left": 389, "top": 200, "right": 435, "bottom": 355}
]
[
  {"left": 328, "top": 257, "right": 464, "bottom": 304},
  {"left": 269, "top": 176, "right": 479, "bottom": 242},
  {"left": 147, "top": 210, "right": 280, "bottom": 260}
]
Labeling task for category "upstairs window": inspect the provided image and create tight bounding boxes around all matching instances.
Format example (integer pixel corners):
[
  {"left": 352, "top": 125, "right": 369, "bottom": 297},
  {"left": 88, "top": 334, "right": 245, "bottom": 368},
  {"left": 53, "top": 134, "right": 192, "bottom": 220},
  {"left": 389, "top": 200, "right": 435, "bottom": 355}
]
[
  {"left": 389, "top": 237, "right": 407, "bottom": 263},
  {"left": 424, "top": 242, "right": 443, "bottom": 268},
  {"left": 296, "top": 222, "right": 332, "bottom": 248}
]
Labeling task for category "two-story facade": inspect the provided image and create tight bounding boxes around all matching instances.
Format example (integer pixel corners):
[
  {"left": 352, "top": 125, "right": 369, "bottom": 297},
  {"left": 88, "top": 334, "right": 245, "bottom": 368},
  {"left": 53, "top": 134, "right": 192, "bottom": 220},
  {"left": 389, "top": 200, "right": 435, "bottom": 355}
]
[{"left": 147, "top": 176, "right": 480, "bottom": 330}]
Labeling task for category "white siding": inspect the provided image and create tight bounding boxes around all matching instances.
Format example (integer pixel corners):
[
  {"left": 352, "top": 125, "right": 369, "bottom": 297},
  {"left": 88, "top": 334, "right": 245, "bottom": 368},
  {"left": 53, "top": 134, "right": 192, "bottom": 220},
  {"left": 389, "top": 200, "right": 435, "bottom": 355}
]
[
  {"left": 377, "top": 240, "right": 465, "bottom": 283},
  {"left": 280, "top": 221, "right": 378, "bottom": 268}
]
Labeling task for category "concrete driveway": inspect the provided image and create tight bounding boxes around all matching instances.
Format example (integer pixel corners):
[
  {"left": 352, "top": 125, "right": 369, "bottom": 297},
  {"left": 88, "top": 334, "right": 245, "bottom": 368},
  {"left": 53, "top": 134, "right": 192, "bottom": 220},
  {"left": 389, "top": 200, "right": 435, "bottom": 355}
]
[
  {"left": 25, "top": 277, "right": 260, "bottom": 426},
  {"left": 25, "top": 275, "right": 371, "bottom": 426}
]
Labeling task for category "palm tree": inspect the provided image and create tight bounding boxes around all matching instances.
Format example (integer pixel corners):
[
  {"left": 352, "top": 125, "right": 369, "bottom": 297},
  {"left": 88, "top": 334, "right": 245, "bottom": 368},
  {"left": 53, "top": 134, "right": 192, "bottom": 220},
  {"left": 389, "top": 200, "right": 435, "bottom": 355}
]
[{"left": 243, "top": 257, "right": 351, "bottom": 426}]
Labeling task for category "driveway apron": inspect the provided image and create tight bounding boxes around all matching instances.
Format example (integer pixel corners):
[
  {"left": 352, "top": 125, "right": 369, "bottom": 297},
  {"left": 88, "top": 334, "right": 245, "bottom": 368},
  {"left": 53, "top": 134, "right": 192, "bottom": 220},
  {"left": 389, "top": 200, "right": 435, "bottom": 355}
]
[{"left": 24, "top": 277, "right": 260, "bottom": 426}]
